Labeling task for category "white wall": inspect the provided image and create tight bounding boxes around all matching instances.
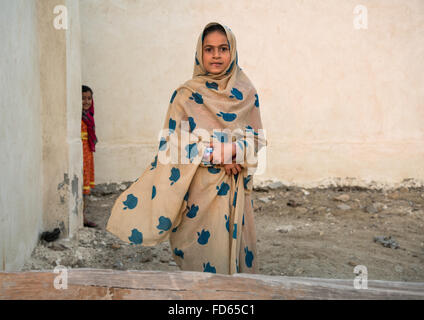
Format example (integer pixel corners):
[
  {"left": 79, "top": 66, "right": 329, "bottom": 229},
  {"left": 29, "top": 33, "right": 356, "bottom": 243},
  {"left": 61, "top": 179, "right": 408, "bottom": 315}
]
[
  {"left": 36, "top": 0, "right": 83, "bottom": 239},
  {"left": 0, "top": 0, "right": 43, "bottom": 271},
  {"left": 80, "top": 0, "right": 424, "bottom": 188},
  {"left": 0, "top": 0, "right": 83, "bottom": 271},
  {"left": 66, "top": 0, "right": 84, "bottom": 237}
]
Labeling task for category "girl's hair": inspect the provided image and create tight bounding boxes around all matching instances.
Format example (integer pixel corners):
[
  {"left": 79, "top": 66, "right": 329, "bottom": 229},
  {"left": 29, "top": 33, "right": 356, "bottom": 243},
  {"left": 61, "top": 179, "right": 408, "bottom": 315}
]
[
  {"left": 82, "top": 85, "right": 93, "bottom": 95},
  {"left": 202, "top": 24, "right": 227, "bottom": 42}
]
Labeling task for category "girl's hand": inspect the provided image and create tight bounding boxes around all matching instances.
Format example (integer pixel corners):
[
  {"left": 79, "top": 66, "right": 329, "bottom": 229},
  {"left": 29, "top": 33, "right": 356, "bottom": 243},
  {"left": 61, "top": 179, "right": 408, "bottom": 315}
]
[
  {"left": 223, "top": 163, "right": 242, "bottom": 176},
  {"left": 208, "top": 141, "right": 236, "bottom": 165}
]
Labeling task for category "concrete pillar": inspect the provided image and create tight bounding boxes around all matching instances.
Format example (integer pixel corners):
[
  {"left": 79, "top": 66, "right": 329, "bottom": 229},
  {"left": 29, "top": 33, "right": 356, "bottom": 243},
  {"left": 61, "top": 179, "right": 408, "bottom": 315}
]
[
  {"left": 37, "top": 0, "right": 83, "bottom": 239},
  {"left": 0, "top": 0, "right": 83, "bottom": 271}
]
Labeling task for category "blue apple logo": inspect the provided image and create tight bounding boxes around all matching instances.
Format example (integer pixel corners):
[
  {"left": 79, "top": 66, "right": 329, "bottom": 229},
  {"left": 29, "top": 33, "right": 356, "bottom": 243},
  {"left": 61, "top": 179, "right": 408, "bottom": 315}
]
[
  {"left": 188, "top": 117, "right": 196, "bottom": 132},
  {"left": 197, "top": 229, "right": 210, "bottom": 245},
  {"left": 232, "top": 223, "right": 238, "bottom": 239},
  {"left": 128, "top": 228, "right": 143, "bottom": 245},
  {"left": 254, "top": 93, "right": 260, "bottom": 107},
  {"left": 150, "top": 155, "right": 157, "bottom": 170},
  {"left": 208, "top": 167, "right": 221, "bottom": 174},
  {"left": 216, "top": 182, "right": 230, "bottom": 196},
  {"left": 244, "top": 247, "right": 254, "bottom": 268},
  {"left": 244, "top": 175, "right": 252, "bottom": 189},
  {"left": 174, "top": 248, "right": 184, "bottom": 259},
  {"left": 189, "top": 92, "right": 203, "bottom": 104},
  {"left": 216, "top": 111, "right": 237, "bottom": 122},
  {"left": 169, "top": 117, "right": 176, "bottom": 134},
  {"left": 206, "top": 81, "right": 218, "bottom": 90},
  {"left": 169, "top": 167, "right": 180, "bottom": 185},
  {"left": 203, "top": 262, "right": 216, "bottom": 273},
  {"left": 157, "top": 216, "right": 172, "bottom": 234},
  {"left": 185, "top": 143, "right": 199, "bottom": 162},
  {"left": 170, "top": 90, "right": 177, "bottom": 104},
  {"left": 152, "top": 185, "right": 156, "bottom": 199},
  {"left": 225, "top": 215, "right": 230, "bottom": 232},
  {"left": 186, "top": 204, "right": 199, "bottom": 219},
  {"left": 123, "top": 194, "right": 138, "bottom": 210},
  {"left": 229, "top": 87, "right": 243, "bottom": 100}
]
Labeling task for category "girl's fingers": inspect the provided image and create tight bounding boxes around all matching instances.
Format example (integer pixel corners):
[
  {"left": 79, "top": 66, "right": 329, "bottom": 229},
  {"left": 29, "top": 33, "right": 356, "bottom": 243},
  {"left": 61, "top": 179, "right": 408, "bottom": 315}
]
[{"left": 223, "top": 164, "right": 243, "bottom": 176}]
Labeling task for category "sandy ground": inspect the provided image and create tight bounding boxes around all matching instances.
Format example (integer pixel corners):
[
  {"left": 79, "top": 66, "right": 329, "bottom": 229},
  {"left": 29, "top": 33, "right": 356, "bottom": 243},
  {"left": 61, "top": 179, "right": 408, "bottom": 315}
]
[{"left": 23, "top": 182, "right": 424, "bottom": 282}]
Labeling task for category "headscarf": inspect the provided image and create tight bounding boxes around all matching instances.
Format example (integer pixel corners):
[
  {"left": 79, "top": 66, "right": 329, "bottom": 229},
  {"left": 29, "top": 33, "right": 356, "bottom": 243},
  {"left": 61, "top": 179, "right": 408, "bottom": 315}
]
[
  {"left": 82, "top": 98, "right": 98, "bottom": 152},
  {"left": 171, "top": 22, "right": 267, "bottom": 169}
]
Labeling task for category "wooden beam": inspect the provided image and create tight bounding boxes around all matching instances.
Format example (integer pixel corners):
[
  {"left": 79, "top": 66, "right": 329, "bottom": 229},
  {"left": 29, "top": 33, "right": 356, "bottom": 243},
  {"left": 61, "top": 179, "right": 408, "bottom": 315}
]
[{"left": 0, "top": 269, "right": 423, "bottom": 300}]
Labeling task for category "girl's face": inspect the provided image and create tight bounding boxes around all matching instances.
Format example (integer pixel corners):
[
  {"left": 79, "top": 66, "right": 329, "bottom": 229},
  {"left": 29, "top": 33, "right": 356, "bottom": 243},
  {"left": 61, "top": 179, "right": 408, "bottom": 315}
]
[
  {"left": 82, "top": 91, "right": 92, "bottom": 111},
  {"left": 202, "top": 31, "right": 231, "bottom": 75}
]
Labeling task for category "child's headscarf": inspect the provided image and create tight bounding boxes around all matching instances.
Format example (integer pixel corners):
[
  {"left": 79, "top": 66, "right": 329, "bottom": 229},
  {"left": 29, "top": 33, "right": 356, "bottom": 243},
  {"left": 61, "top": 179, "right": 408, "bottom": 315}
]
[
  {"left": 171, "top": 22, "right": 267, "bottom": 167},
  {"left": 82, "top": 98, "right": 98, "bottom": 152}
]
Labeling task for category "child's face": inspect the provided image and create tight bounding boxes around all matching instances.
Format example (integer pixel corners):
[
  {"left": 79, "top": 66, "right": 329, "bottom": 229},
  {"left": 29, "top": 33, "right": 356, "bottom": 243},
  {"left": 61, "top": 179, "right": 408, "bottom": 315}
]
[
  {"left": 82, "top": 91, "right": 92, "bottom": 111},
  {"left": 202, "top": 31, "right": 231, "bottom": 75}
]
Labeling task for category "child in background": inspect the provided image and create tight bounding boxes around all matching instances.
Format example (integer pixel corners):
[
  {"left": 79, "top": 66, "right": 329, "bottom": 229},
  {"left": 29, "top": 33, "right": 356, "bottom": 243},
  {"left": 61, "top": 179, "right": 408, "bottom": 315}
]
[{"left": 82, "top": 85, "right": 98, "bottom": 228}]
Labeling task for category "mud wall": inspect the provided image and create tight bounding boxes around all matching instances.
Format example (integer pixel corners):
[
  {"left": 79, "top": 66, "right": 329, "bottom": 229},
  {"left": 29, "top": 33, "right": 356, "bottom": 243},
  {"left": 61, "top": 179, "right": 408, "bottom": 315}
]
[
  {"left": 80, "top": 0, "right": 424, "bottom": 188},
  {"left": 0, "top": 0, "right": 83, "bottom": 271},
  {"left": 37, "top": 0, "right": 83, "bottom": 239},
  {"left": 0, "top": 0, "right": 43, "bottom": 272}
]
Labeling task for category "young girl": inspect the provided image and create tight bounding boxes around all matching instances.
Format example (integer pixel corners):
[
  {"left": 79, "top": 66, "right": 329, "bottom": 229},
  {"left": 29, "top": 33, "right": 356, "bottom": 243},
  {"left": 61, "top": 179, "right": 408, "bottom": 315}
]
[
  {"left": 106, "top": 22, "right": 266, "bottom": 274},
  {"left": 82, "top": 85, "right": 98, "bottom": 228}
]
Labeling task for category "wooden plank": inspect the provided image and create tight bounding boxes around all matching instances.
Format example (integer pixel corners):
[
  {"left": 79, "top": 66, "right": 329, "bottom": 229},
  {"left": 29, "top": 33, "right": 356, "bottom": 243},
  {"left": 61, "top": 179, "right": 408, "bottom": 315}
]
[{"left": 0, "top": 269, "right": 423, "bottom": 300}]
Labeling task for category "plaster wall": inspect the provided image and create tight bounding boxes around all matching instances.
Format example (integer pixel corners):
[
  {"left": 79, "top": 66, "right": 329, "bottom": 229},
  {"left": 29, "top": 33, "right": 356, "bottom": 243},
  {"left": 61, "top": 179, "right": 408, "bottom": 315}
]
[
  {"left": 0, "top": 0, "right": 83, "bottom": 271},
  {"left": 80, "top": 0, "right": 424, "bottom": 188},
  {"left": 0, "top": 0, "right": 43, "bottom": 271},
  {"left": 37, "top": 0, "right": 83, "bottom": 238}
]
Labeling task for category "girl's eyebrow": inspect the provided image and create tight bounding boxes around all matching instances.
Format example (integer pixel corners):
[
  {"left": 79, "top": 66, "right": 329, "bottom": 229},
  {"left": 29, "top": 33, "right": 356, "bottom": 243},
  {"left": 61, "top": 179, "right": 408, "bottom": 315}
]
[{"left": 203, "top": 44, "right": 229, "bottom": 48}]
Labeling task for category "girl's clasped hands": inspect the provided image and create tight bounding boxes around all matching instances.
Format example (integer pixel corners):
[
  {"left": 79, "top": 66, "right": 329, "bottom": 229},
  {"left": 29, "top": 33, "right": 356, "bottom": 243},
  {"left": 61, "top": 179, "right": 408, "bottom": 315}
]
[{"left": 205, "top": 141, "right": 242, "bottom": 176}]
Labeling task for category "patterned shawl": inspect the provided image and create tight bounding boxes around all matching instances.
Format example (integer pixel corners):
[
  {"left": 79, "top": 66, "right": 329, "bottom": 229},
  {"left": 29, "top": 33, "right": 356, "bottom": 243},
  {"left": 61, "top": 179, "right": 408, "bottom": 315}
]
[{"left": 106, "top": 22, "right": 267, "bottom": 258}]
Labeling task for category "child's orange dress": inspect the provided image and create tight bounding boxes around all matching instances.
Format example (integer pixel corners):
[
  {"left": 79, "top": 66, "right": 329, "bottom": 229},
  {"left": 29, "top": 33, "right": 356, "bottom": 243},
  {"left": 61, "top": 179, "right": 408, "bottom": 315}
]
[{"left": 81, "top": 120, "right": 95, "bottom": 195}]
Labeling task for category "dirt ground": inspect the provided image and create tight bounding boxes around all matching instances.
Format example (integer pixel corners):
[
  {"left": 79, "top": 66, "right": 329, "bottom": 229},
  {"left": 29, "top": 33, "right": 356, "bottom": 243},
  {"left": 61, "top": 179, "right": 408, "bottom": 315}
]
[{"left": 23, "top": 181, "right": 424, "bottom": 282}]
